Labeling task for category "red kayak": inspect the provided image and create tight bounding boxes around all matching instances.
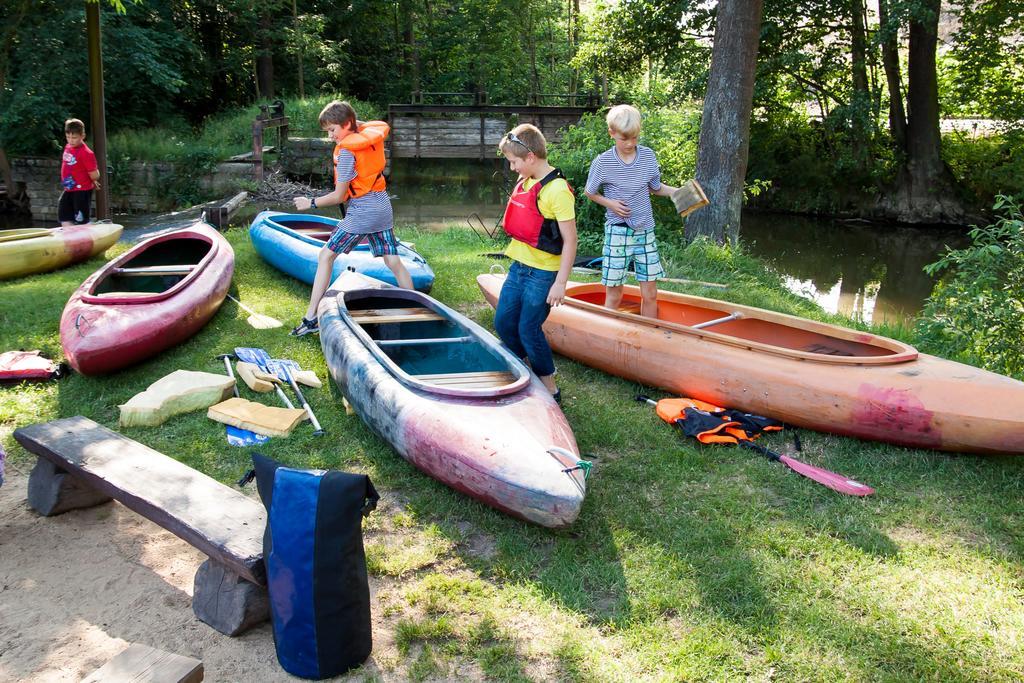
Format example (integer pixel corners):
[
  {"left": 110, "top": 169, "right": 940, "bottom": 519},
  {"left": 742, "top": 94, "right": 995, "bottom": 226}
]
[{"left": 60, "top": 222, "right": 234, "bottom": 375}]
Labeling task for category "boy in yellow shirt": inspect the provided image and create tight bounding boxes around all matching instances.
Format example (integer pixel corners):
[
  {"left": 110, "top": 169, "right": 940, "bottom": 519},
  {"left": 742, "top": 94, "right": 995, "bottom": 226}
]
[{"left": 495, "top": 124, "right": 578, "bottom": 403}]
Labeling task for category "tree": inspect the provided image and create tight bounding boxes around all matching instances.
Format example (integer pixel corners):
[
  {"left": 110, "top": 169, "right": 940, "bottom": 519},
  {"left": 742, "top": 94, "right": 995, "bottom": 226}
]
[
  {"left": 876, "top": 0, "right": 966, "bottom": 223},
  {"left": 686, "top": 0, "right": 765, "bottom": 243}
]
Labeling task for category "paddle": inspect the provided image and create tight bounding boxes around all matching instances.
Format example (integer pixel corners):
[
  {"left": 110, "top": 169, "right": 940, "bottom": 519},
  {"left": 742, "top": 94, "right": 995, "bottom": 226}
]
[
  {"left": 636, "top": 394, "right": 874, "bottom": 497},
  {"left": 737, "top": 441, "right": 875, "bottom": 497},
  {"left": 226, "top": 294, "right": 283, "bottom": 329}
]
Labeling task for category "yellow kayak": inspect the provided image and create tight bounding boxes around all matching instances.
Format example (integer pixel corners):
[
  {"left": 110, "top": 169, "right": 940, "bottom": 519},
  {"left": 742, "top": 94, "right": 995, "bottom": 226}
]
[{"left": 0, "top": 223, "right": 123, "bottom": 280}]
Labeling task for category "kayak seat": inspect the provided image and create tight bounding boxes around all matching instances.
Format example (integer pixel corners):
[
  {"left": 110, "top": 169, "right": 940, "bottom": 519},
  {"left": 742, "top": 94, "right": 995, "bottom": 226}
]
[
  {"left": 801, "top": 342, "right": 856, "bottom": 357},
  {"left": 113, "top": 265, "right": 196, "bottom": 277},
  {"left": 93, "top": 291, "right": 165, "bottom": 298},
  {"left": 413, "top": 370, "right": 516, "bottom": 389},
  {"left": 351, "top": 307, "right": 445, "bottom": 325},
  {"left": 377, "top": 336, "right": 473, "bottom": 347}
]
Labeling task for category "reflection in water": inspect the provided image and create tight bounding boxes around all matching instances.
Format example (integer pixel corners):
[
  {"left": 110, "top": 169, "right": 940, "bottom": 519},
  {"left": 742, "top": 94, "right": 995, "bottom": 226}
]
[
  {"left": 740, "top": 212, "right": 969, "bottom": 324},
  {"left": 389, "top": 158, "right": 507, "bottom": 230}
]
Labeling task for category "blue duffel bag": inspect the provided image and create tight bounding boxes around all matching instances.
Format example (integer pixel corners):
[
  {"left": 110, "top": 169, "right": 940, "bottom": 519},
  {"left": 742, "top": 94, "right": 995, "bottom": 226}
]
[{"left": 252, "top": 452, "right": 379, "bottom": 679}]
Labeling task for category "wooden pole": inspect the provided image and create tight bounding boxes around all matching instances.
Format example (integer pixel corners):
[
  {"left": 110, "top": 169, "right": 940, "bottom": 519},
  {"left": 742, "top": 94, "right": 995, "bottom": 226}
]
[{"left": 85, "top": 1, "right": 110, "bottom": 220}]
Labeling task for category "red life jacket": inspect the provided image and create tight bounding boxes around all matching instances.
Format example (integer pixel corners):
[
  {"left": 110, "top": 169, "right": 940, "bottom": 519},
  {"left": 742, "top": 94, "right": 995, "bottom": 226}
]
[
  {"left": 0, "top": 350, "right": 62, "bottom": 382},
  {"left": 502, "top": 168, "right": 572, "bottom": 255},
  {"left": 333, "top": 121, "right": 389, "bottom": 200}
]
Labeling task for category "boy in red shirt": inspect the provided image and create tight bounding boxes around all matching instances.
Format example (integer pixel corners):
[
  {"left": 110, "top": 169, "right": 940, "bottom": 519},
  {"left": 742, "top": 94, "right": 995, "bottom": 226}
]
[{"left": 59, "top": 118, "right": 101, "bottom": 226}]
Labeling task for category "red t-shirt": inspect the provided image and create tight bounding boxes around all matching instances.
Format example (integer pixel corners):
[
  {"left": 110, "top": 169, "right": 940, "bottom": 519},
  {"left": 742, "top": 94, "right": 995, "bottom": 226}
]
[{"left": 60, "top": 143, "right": 98, "bottom": 192}]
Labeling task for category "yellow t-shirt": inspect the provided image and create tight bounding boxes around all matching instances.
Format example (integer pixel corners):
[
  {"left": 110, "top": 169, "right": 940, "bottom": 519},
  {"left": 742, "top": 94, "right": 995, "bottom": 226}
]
[{"left": 505, "top": 176, "right": 576, "bottom": 271}]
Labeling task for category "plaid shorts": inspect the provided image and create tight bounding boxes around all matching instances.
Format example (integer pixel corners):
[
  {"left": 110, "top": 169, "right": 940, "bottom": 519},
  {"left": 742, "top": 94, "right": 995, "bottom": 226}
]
[
  {"left": 601, "top": 223, "right": 665, "bottom": 286},
  {"left": 325, "top": 227, "right": 401, "bottom": 256}
]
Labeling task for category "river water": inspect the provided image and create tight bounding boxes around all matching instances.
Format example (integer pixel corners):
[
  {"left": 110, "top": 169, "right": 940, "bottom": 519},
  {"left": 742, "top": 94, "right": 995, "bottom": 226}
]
[{"left": 2, "top": 158, "right": 969, "bottom": 325}]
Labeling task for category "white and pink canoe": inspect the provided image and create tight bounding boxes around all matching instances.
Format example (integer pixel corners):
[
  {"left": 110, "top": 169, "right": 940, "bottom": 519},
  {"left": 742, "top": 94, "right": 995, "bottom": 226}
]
[{"left": 319, "top": 272, "right": 586, "bottom": 528}]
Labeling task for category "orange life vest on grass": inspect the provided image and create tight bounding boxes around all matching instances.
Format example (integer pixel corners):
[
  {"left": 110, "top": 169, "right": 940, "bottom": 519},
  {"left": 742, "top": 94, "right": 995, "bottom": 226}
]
[
  {"left": 333, "top": 121, "right": 389, "bottom": 200},
  {"left": 654, "top": 396, "right": 784, "bottom": 445}
]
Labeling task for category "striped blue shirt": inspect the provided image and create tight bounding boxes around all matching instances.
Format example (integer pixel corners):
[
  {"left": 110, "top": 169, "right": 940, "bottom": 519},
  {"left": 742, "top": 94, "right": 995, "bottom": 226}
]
[
  {"left": 584, "top": 145, "right": 662, "bottom": 231},
  {"left": 335, "top": 149, "right": 393, "bottom": 235}
]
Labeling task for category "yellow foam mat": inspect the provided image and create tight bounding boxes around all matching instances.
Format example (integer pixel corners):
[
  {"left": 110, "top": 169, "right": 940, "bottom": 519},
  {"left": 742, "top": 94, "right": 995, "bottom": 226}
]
[{"left": 207, "top": 397, "right": 308, "bottom": 437}]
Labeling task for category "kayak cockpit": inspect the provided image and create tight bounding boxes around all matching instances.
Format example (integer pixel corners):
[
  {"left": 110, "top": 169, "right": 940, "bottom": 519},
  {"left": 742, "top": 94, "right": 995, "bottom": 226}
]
[
  {"left": 86, "top": 232, "right": 215, "bottom": 302},
  {"left": 566, "top": 283, "right": 917, "bottom": 365},
  {"left": 268, "top": 216, "right": 334, "bottom": 242},
  {"left": 342, "top": 290, "right": 529, "bottom": 396}
]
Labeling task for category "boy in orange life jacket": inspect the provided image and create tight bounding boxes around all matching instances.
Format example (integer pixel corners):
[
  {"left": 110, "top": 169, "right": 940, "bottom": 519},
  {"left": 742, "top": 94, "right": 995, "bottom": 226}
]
[
  {"left": 495, "top": 124, "right": 578, "bottom": 403},
  {"left": 290, "top": 100, "right": 413, "bottom": 336}
]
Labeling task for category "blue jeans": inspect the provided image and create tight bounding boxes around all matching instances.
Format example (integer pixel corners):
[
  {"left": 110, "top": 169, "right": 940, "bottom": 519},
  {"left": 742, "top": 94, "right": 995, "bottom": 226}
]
[{"left": 494, "top": 261, "right": 557, "bottom": 377}]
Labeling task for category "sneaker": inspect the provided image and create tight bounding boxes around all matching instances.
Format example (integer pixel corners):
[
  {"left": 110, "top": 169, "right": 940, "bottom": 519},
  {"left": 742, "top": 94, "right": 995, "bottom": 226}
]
[
  {"left": 290, "top": 317, "right": 319, "bottom": 336},
  {"left": 552, "top": 389, "right": 562, "bottom": 405}
]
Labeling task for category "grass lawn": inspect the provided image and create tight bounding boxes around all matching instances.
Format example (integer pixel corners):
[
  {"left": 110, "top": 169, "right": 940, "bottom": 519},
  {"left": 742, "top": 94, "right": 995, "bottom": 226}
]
[{"left": 2, "top": 223, "right": 1022, "bottom": 682}]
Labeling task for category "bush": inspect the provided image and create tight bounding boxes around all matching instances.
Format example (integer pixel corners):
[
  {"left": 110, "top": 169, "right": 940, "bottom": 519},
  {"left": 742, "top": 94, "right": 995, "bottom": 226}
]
[
  {"left": 746, "top": 109, "right": 896, "bottom": 215},
  {"left": 916, "top": 195, "right": 1024, "bottom": 379},
  {"left": 942, "top": 127, "right": 1024, "bottom": 210},
  {"left": 107, "top": 94, "right": 383, "bottom": 163}
]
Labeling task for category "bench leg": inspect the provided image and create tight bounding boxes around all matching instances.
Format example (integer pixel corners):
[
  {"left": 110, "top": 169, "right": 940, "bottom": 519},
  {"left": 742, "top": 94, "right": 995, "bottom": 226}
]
[
  {"left": 192, "top": 559, "right": 269, "bottom": 636},
  {"left": 27, "top": 457, "right": 112, "bottom": 516}
]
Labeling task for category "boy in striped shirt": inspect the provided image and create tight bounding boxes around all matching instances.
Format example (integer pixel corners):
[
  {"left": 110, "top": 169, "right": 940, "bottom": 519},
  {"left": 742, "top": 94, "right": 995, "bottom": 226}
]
[{"left": 584, "top": 105, "right": 679, "bottom": 318}]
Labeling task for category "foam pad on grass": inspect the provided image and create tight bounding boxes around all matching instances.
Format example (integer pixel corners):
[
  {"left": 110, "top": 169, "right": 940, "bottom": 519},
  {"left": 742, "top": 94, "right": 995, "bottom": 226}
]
[{"left": 119, "top": 370, "right": 236, "bottom": 427}]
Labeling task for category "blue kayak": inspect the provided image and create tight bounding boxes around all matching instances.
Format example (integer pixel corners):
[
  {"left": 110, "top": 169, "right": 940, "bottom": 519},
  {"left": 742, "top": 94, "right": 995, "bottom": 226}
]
[{"left": 249, "top": 211, "right": 435, "bottom": 292}]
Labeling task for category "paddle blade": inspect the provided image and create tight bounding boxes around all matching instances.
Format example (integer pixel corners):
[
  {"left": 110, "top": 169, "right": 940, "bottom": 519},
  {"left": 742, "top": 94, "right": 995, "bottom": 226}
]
[
  {"left": 778, "top": 455, "right": 875, "bottom": 497},
  {"left": 235, "top": 347, "right": 271, "bottom": 370},
  {"left": 246, "top": 312, "right": 283, "bottom": 329}
]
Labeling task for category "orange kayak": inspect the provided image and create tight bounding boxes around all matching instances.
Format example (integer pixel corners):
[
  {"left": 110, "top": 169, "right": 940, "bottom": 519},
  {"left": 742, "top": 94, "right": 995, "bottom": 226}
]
[{"left": 477, "top": 274, "right": 1024, "bottom": 454}]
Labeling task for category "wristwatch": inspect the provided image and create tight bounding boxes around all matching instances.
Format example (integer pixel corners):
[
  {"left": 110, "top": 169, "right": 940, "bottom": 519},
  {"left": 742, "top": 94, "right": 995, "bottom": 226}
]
[{"left": 310, "top": 196, "right": 318, "bottom": 209}]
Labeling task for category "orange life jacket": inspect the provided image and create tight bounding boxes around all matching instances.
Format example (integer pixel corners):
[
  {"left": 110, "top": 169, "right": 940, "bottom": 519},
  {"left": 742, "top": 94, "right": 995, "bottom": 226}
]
[
  {"left": 333, "top": 121, "right": 389, "bottom": 200},
  {"left": 653, "top": 396, "right": 783, "bottom": 445}
]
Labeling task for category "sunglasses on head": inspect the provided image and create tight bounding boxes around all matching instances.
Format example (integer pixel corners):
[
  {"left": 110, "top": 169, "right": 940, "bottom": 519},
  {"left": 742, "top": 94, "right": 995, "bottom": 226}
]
[{"left": 502, "top": 132, "right": 534, "bottom": 155}]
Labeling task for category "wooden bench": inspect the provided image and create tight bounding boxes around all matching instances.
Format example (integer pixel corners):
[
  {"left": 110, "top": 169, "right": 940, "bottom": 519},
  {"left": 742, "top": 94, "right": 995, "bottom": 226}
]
[
  {"left": 82, "top": 643, "right": 203, "bottom": 683},
  {"left": 414, "top": 370, "right": 515, "bottom": 389},
  {"left": 350, "top": 307, "right": 446, "bottom": 325},
  {"left": 14, "top": 416, "right": 269, "bottom": 636}
]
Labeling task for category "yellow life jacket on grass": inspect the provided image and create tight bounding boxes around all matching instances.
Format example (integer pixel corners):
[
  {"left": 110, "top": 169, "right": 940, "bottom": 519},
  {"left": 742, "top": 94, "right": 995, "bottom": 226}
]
[{"left": 333, "top": 121, "right": 389, "bottom": 200}]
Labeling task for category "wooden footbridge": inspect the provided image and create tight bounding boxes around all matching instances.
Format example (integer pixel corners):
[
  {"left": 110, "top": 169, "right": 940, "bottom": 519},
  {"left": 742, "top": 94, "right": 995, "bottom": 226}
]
[{"left": 387, "top": 91, "right": 602, "bottom": 160}]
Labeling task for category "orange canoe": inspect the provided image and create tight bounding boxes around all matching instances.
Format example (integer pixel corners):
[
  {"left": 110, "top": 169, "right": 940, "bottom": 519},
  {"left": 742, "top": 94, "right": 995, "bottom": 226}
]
[{"left": 477, "top": 274, "right": 1024, "bottom": 454}]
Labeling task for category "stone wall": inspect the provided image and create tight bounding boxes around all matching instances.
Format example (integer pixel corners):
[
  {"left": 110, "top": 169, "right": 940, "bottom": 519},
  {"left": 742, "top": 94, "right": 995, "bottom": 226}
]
[
  {"left": 279, "top": 138, "right": 335, "bottom": 178},
  {"left": 10, "top": 157, "right": 253, "bottom": 222}
]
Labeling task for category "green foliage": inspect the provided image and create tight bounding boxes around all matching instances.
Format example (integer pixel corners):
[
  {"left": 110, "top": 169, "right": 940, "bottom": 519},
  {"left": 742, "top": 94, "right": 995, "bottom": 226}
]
[
  {"left": 941, "top": 128, "right": 1024, "bottom": 208},
  {"left": 0, "top": 0, "right": 194, "bottom": 156},
  {"left": 746, "top": 109, "right": 899, "bottom": 215},
  {"left": 916, "top": 195, "right": 1024, "bottom": 379},
  {"left": 549, "top": 106, "right": 701, "bottom": 243},
  {"left": 943, "top": 0, "right": 1024, "bottom": 120}
]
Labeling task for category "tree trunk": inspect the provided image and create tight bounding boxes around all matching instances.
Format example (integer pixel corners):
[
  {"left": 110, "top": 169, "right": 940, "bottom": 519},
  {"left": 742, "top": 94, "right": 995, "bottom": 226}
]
[
  {"left": 686, "top": 0, "right": 765, "bottom": 244},
  {"left": 256, "top": 14, "right": 275, "bottom": 99},
  {"left": 568, "top": 0, "right": 579, "bottom": 105},
  {"left": 849, "top": 0, "right": 870, "bottom": 170},
  {"left": 877, "top": 0, "right": 907, "bottom": 152},
  {"left": 525, "top": 1, "right": 539, "bottom": 102},
  {"left": 877, "top": 0, "right": 966, "bottom": 223},
  {"left": 292, "top": 0, "right": 304, "bottom": 99},
  {"left": 401, "top": 0, "right": 420, "bottom": 94}
]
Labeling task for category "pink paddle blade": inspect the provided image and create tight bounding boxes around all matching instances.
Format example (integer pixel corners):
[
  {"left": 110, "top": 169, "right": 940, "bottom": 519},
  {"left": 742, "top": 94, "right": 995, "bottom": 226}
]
[{"left": 779, "top": 455, "right": 875, "bottom": 496}]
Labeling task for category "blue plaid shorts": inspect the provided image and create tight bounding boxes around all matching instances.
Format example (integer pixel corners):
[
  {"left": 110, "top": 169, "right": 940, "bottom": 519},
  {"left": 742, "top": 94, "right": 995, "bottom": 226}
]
[
  {"left": 325, "top": 227, "right": 400, "bottom": 256},
  {"left": 601, "top": 223, "right": 665, "bottom": 286}
]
